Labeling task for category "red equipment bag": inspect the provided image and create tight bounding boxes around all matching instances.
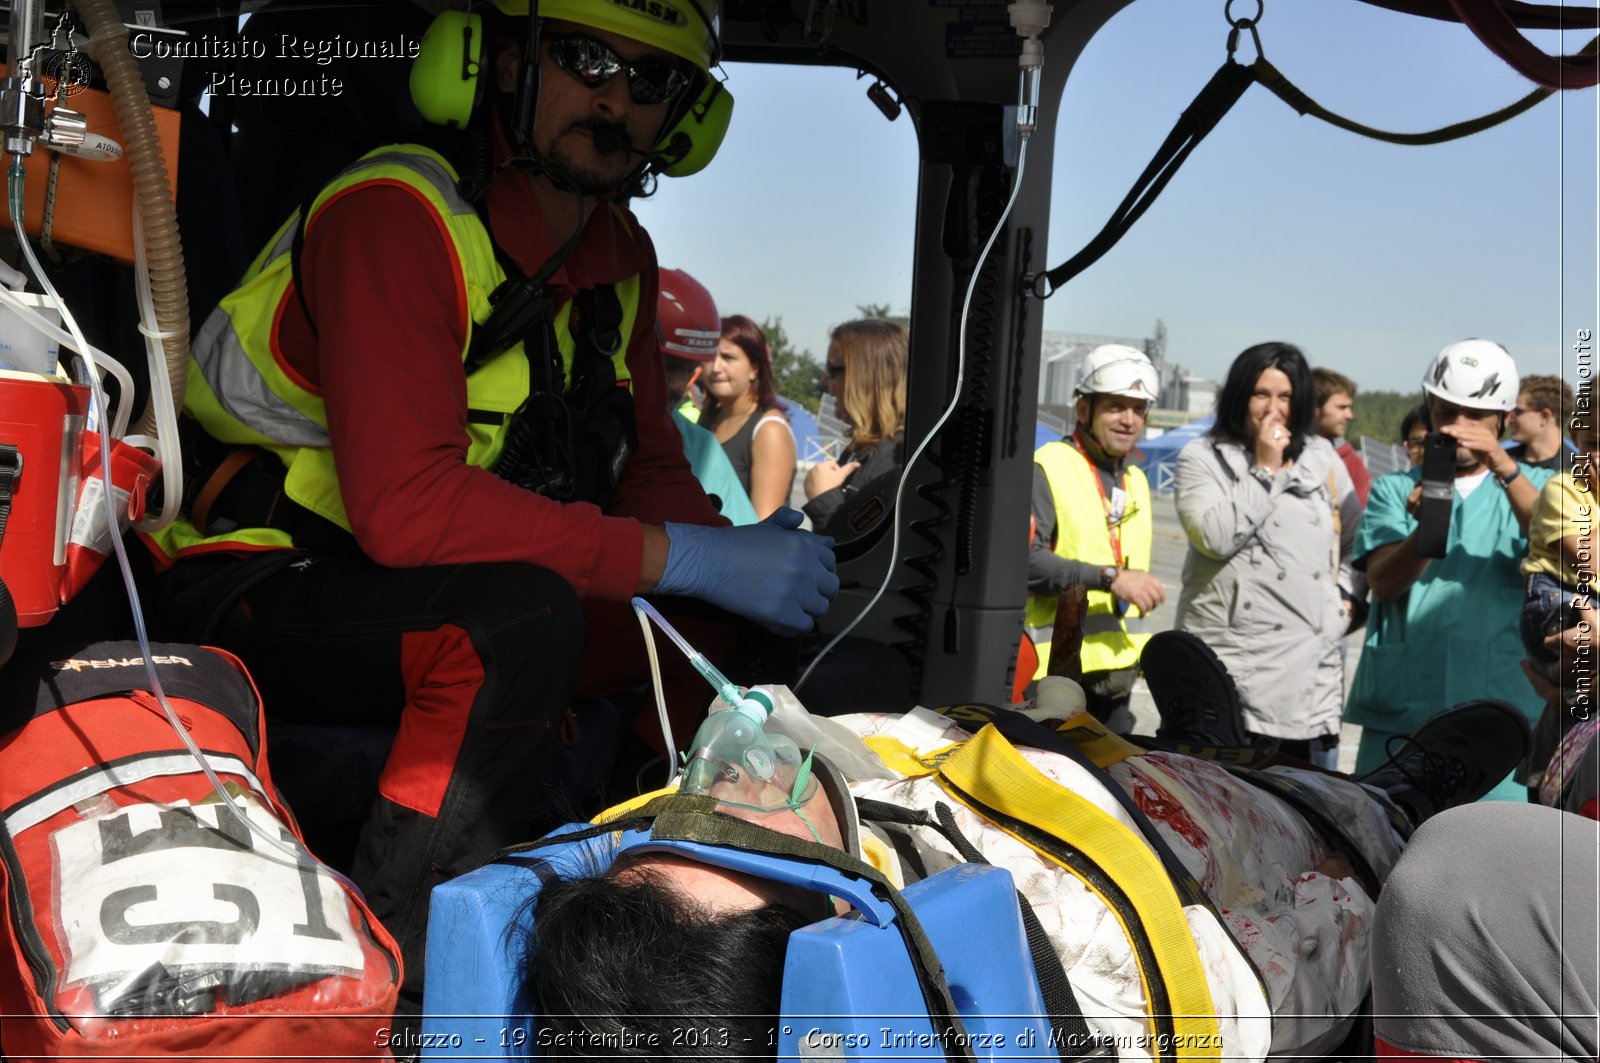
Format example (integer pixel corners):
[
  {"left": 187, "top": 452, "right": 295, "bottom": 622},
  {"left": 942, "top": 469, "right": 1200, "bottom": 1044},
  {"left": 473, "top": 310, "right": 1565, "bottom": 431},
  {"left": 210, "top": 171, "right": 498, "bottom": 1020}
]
[{"left": 0, "top": 641, "right": 400, "bottom": 1060}]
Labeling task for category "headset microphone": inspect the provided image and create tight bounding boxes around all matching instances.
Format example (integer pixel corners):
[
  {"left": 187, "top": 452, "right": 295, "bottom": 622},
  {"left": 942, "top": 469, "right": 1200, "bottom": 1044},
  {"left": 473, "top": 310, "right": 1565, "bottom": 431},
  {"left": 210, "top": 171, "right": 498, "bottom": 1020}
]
[{"left": 594, "top": 127, "right": 688, "bottom": 169}]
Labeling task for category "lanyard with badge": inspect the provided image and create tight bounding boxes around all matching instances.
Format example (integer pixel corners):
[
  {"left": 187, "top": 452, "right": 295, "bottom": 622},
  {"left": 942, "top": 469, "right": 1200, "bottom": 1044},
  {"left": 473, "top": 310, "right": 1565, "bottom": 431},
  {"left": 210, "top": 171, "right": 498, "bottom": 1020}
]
[{"left": 1071, "top": 431, "right": 1134, "bottom": 617}]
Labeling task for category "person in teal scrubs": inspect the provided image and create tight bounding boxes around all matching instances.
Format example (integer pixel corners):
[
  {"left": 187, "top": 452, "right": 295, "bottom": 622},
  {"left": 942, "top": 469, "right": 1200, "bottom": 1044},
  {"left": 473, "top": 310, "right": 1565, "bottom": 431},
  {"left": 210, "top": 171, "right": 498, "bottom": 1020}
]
[{"left": 1348, "top": 340, "right": 1553, "bottom": 801}]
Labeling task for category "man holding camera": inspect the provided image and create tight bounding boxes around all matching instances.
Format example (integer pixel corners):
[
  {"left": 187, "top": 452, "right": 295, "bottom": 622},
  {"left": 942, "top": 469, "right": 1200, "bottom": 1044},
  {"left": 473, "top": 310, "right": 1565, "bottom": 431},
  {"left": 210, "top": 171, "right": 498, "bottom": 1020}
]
[{"left": 1345, "top": 340, "right": 1551, "bottom": 800}]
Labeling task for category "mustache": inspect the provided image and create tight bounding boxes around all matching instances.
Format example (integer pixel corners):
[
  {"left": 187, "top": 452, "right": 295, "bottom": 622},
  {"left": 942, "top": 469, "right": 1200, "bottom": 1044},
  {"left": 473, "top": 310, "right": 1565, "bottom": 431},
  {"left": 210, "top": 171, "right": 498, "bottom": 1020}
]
[{"left": 571, "top": 118, "right": 633, "bottom": 156}]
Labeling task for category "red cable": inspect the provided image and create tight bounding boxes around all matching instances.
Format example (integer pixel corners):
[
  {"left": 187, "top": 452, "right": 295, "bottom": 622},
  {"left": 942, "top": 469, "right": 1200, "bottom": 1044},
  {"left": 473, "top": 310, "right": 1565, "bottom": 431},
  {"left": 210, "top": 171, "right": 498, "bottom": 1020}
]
[
  {"left": 1450, "top": 0, "right": 1600, "bottom": 87},
  {"left": 1352, "top": 0, "right": 1598, "bottom": 88}
]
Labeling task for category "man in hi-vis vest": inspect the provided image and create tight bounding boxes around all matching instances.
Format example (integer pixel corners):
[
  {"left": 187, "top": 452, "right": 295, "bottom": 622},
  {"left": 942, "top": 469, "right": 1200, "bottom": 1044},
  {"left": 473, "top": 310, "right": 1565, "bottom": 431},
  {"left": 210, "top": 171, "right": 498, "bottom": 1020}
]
[
  {"left": 1025, "top": 345, "right": 1165, "bottom": 730},
  {"left": 145, "top": 1, "right": 836, "bottom": 1016}
]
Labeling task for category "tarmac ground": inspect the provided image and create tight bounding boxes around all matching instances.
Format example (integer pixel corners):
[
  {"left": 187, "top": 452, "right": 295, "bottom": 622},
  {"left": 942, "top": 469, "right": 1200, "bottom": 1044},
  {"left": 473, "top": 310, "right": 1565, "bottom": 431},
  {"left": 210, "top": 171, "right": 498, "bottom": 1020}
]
[{"left": 1129, "top": 493, "right": 1365, "bottom": 774}]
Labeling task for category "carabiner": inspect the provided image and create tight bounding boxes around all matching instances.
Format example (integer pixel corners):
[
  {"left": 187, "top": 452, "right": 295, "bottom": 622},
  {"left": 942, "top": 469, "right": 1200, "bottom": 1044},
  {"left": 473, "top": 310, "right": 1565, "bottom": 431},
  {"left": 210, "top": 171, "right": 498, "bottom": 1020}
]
[{"left": 1224, "top": 0, "right": 1265, "bottom": 59}]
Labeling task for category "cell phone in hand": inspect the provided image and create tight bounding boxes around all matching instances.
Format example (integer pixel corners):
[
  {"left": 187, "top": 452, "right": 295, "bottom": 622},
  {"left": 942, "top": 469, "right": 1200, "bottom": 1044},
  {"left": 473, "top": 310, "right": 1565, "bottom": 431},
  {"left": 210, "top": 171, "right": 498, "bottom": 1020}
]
[{"left": 1413, "top": 432, "right": 1455, "bottom": 558}]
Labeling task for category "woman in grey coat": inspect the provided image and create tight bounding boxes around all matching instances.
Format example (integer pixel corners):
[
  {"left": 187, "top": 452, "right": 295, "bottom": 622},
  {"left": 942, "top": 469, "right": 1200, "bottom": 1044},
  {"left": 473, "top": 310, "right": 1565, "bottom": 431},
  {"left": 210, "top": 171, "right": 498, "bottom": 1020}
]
[{"left": 1173, "top": 342, "right": 1360, "bottom": 768}]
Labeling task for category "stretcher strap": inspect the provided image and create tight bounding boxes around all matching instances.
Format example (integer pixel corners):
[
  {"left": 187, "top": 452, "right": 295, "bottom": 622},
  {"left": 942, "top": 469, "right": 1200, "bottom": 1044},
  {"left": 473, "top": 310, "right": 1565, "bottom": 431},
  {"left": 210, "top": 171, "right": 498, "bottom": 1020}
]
[{"left": 934, "top": 727, "right": 1222, "bottom": 1063}]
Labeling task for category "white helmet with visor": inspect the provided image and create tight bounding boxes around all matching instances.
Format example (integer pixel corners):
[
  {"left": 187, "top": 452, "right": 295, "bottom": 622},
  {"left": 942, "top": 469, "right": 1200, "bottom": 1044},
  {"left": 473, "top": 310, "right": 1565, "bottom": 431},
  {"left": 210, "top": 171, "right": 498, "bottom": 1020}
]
[{"left": 1075, "top": 344, "right": 1159, "bottom": 401}]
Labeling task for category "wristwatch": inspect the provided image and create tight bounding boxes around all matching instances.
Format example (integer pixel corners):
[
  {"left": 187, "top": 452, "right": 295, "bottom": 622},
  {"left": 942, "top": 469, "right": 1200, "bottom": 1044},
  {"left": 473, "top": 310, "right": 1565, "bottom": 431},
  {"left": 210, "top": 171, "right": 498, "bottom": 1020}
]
[{"left": 1098, "top": 565, "right": 1118, "bottom": 592}]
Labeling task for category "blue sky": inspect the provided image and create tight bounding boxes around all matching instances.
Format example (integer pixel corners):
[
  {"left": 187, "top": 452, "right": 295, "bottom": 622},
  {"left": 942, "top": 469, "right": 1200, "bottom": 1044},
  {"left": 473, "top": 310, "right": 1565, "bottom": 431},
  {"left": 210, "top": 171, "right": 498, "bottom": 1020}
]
[{"left": 634, "top": 0, "right": 1598, "bottom": 395}]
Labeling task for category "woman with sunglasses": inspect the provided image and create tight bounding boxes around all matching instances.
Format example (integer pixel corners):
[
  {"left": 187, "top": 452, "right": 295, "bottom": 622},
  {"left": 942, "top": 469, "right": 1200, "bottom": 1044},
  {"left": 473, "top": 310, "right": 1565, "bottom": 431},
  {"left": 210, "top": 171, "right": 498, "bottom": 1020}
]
[
  {"left": 1171, "top": 342, "right": 1362, "bottom": 768},
  {"left": 701, "top": 316, "right": 797, "bottom": 520},
  {"left": 802, "top": 318, "right": 908, "bottom": 540}
]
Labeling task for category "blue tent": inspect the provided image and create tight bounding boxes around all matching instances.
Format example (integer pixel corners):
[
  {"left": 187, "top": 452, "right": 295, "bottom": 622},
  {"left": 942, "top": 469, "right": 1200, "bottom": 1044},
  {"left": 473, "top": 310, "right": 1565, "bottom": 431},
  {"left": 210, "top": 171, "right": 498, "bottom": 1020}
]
[
  {"left": 781, "top": 398, "right": 826, "bottom": 460},
  {"left": 1130, "top": 414, "right": 1214, "bottom": 491},
  {"left": 1031, "top": 414, "right": 1214, "bottom": 467}
]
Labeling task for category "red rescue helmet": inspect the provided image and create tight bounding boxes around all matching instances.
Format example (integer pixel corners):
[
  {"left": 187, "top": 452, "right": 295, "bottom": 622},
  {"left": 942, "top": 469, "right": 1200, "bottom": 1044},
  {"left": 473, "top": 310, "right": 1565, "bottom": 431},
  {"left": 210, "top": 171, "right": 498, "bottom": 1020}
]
[{"left": 658, "top": 268, "right": 720, "bottom": 361}]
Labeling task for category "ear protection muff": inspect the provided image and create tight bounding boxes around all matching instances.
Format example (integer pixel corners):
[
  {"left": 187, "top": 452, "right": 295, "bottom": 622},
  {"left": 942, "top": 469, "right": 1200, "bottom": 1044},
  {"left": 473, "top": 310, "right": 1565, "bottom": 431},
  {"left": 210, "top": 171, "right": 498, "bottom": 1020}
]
[
  {"left": 409, "top": 3, "right": 733, "bottom": 177},
  {"left": 410, "top": 10, "right": 488, "bottom": 130},
  {"left": 656, "top": 76, "right": 734, "bottom": 178}
]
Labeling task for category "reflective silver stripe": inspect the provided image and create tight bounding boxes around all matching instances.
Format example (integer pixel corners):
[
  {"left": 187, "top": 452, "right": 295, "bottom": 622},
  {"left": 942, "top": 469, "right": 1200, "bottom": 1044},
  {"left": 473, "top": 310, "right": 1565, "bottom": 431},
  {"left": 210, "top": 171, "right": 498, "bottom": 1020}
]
[
  {"left": 191, "top": 149, "right": 471, "bottom": 447},
  {"left": 319, "top": 148, "right": 475, "bottom": 217},
  {"left": 5, "top": 753, "right": 263, "bottom": 835},
  {"left": 193, "top": 305, "right": 330, "bottom": 447},
  {"left": 1081, "top": 613, "right": 1124, "bottom": 636},
  {"left": 1026, "top": 612, "right": 1123, "bottom": 641},
  {"left": 380, "top": 150, "right": 476, "bottom": 216}
]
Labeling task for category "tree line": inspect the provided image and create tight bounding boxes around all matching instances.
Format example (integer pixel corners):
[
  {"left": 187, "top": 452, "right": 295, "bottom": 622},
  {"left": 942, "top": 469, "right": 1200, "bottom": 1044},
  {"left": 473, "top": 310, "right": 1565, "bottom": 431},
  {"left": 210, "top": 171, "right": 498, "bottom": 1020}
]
[{"left": 1347, "top": 390, "right": 1427, "bottom": 445}]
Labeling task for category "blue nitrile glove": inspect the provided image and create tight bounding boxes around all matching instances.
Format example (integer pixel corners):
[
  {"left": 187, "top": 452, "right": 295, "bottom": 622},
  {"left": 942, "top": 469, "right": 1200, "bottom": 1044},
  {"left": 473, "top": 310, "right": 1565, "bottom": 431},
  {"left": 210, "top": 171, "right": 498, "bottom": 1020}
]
[{"left": 656, "top": 507, "right": 839, "bottom": 635}]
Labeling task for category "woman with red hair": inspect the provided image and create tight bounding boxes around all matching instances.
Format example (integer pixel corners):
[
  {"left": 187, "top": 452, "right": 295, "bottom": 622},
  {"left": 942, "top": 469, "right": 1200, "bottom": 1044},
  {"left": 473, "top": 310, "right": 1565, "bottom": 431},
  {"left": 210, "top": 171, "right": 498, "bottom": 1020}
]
[{"left": 701, "top": 315, "right": 797, "bottom": 519}]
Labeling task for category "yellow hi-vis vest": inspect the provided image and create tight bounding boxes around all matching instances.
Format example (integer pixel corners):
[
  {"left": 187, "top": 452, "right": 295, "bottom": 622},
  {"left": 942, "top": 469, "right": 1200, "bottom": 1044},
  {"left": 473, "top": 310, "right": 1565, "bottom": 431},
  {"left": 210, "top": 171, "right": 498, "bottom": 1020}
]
[
  {"left": 1025, "top": 440, "right": 1152, "bottom": 679},
  {"left": 148, "top": 145, "right": 642, "bottom": 561}
]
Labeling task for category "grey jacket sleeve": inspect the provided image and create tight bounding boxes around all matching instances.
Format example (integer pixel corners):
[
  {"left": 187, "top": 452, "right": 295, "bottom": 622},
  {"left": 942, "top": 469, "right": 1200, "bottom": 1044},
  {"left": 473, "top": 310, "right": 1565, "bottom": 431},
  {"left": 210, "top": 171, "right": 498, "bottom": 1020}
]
[
  {"left": 1174, "top": 438, "right": 1275, "bottom": 561},
  {"left": 1333, "top": 457, "right": 1363, "bottom": 599},
  {"left": 1027, "top": 463, "right": 1104, "bottom": 595}
]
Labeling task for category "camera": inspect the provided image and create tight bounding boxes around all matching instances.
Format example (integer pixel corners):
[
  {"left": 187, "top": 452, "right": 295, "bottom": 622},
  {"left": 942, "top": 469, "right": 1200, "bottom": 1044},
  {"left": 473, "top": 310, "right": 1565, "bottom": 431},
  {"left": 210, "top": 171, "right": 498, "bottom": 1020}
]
[{"left": 1413, "top": 431, "right": 1455, "bottom": 558}]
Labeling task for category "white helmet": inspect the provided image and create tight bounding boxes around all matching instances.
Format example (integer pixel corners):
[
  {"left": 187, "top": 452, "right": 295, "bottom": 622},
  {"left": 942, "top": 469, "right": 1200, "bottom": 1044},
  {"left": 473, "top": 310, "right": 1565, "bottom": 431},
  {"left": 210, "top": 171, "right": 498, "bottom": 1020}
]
[
  {"left": 1421, "top": 339, "right": 1518, "bottom": 412},
  {"left": 1075, "top": 344, "right": 1159, "bottom": 400}
]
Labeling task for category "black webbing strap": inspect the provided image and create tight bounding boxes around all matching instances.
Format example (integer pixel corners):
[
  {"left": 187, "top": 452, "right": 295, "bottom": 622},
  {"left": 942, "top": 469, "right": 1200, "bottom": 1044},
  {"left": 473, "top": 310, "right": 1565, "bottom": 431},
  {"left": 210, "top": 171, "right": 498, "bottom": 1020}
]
[
  {"left": 1251, "top": 41, "right": 1597, "bottom": 145},
  {"left": 1, "top": 441, "right": 20, "bottom": 667},
  {"left": 856, "top": 796, "right": 1097, "bottom": 1062},
  {"left": 1034, "top": 61, "right": 1255, "bottom": 297},
  {"left": 1032, "top": 30, "right": 1594, "bottom": 299},
  {"left": 0, "top": 441, "right": 17, "bottom": 546}
]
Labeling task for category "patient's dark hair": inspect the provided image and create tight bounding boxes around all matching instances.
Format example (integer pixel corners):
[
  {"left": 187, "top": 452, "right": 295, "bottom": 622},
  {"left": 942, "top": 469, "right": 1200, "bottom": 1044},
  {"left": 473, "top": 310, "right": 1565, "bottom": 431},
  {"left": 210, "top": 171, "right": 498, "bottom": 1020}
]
[{"left": 526, "top": 871, "right": 809, "bottom": 1058}]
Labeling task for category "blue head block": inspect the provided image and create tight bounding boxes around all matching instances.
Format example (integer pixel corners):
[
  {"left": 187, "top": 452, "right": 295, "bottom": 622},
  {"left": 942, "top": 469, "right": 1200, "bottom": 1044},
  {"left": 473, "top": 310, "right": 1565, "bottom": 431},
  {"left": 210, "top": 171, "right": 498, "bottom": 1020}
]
[
  {"left": 778, "top": 863, "right": 1056, "bottom": 1061},
  {"left": 420, "top": 824, "right": 605, "bottom": 1057},
  {"left": 421, "top": 832, "right": 1055, "bottom": 1059}
]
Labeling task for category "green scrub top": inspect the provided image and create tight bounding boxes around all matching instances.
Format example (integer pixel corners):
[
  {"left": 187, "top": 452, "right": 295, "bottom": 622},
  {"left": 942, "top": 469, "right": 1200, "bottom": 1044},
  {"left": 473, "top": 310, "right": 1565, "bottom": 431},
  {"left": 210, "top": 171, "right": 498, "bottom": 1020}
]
[{"left": 1347, "top": 463, "right": 1554, "bottom": 752}]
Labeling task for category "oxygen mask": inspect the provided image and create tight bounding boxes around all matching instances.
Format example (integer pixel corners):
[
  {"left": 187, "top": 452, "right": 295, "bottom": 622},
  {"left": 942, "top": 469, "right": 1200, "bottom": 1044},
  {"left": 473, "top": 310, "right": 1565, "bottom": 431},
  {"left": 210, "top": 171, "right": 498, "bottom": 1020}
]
[{"left": 679, "top": 691, "right": 819, "bottom": 816}]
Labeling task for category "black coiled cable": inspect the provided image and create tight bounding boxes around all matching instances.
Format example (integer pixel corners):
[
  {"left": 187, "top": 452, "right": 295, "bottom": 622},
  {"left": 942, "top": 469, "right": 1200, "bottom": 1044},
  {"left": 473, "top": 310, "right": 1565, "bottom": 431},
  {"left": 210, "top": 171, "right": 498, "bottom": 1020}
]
[
  {"left": 892, "top": 451, "right": 951, "bottom": 692},
  {"left": 953, "top": 240, "right": 1002, "bottom": 577}
]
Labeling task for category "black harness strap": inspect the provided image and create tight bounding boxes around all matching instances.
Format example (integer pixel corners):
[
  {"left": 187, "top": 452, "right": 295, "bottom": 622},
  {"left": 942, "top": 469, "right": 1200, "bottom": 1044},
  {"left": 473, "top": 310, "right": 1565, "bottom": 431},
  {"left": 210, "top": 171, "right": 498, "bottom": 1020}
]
[
  {"left": 1, "top": 442, "right": 20, "bottom": 668},
  {"left": 1034, "top": 61, "right": 1255, "bottom": 297},
  {"left": 488, "top": 271, "right": 635, "bottom": 506}
]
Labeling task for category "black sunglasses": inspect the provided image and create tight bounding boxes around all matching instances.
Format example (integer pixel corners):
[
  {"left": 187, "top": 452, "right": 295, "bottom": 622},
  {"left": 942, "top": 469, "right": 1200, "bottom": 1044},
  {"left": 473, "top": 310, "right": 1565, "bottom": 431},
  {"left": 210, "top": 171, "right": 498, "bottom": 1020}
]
[
  {"left": 824, "top": 363, "right": 845, "bottom": 378},
  {"left": 546, "top": 33, "right": 690, "bottom": 106}
]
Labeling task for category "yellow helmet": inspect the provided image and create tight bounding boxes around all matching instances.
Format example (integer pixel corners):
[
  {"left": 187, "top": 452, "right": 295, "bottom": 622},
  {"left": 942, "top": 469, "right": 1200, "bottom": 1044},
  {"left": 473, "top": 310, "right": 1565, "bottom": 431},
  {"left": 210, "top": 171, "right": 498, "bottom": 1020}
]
[
  {"left": 410, "top": 0, "right": 730, "bottom": 178},
  {"left": 489, "top": 0, "right": 720, "bottom": 73}
]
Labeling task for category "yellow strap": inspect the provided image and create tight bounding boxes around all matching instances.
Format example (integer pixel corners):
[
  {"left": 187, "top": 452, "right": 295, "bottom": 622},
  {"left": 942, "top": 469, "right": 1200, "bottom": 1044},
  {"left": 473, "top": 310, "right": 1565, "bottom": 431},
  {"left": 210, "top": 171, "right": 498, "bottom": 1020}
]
[
  {"left": 861, "top": 734, "right": 962, "bottom": 778},
  {"left": 1046, "top": 710, "right": 1148, "bottom": 768},
  {"left": 935, "top": 726, "right": 1221, "bottom": 1058}
]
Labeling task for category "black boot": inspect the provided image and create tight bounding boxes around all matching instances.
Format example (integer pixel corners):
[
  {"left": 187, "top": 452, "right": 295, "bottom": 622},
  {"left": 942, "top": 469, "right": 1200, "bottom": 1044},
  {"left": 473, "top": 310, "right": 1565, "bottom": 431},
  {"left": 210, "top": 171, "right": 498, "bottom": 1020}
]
[
  {"left": 1142, "top": 630, "right": 1250, "bottom": 748},
  {"left": 1357, "top": 699, "right": 1531, "bottom": 828}
]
